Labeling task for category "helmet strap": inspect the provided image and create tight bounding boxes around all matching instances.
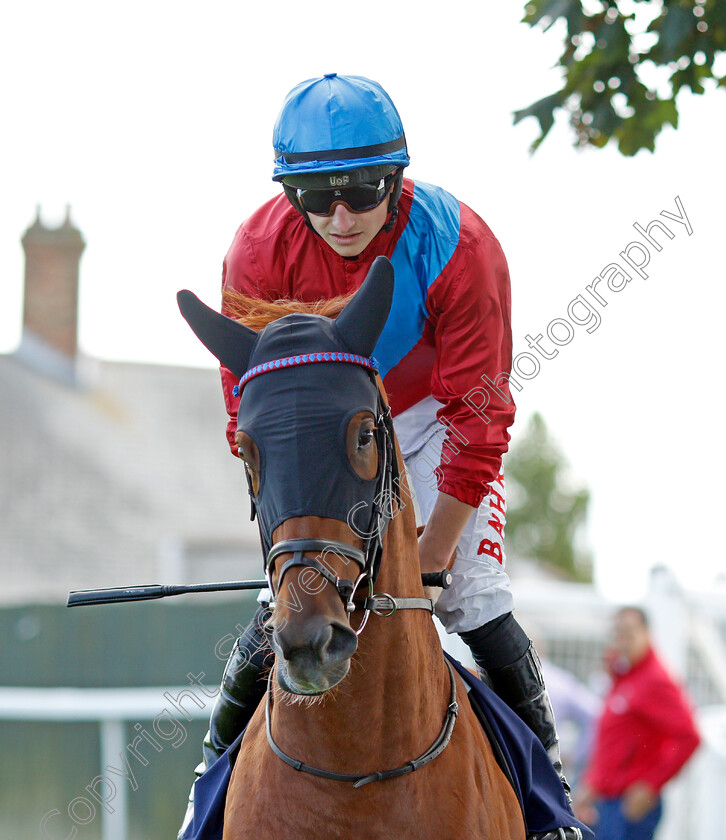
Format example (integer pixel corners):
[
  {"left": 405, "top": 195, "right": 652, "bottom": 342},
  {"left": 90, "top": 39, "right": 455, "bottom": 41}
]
[
  {"left": 388, "top": 169, "right": 405, "bottom": 211},
  {"left": 382, "top": 169, "right": 404, "bottom": 233},
  {"left": 282, "top": 183, "right": 318, "bottom": 232},
  {"left": 382, "top": 206, "right": 398, "bottom": 234}
]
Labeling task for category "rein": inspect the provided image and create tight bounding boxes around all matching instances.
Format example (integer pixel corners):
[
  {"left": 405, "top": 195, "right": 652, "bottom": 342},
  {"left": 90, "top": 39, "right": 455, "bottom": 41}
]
[{"left": 265, "top": 659, "right": 459, "bottom": 788}]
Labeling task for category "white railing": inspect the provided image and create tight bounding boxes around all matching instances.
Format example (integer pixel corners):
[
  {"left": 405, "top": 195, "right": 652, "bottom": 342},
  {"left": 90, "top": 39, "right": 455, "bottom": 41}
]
[
  {"left": 0, "top": 685, "right": 215, "bottom": 840},
  {"left": 659, "top": 706, "right": 726, "bottom": 840}
]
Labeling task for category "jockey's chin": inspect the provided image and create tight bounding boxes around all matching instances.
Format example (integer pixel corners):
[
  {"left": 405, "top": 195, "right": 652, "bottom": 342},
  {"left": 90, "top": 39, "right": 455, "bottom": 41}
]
[{"left": 274, "top": 655, "right": 351, "bottom": 696}]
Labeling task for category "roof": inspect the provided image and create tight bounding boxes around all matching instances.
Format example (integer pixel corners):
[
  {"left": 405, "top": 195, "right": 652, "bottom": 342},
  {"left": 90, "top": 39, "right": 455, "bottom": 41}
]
[{"left": 0, "top": 351, "right": 261, "bottom": 605}]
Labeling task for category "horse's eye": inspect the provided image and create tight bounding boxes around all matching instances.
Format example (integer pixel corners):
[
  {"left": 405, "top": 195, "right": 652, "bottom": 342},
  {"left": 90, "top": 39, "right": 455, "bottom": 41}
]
[
  {"left": 357, "top": 427, "right": 375, "bottom": 449},
  {"left": 238, "top": 448, "right": 253, "bottom": 467},
  {"left": 347, "top": 414, "right": 378, "bottom": 480}
]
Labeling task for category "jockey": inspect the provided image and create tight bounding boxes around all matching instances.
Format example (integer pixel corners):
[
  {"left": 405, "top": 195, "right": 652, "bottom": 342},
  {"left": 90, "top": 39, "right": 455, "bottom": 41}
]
[{"left": 180, "top": 74, "right": 578, "bottom": 838}]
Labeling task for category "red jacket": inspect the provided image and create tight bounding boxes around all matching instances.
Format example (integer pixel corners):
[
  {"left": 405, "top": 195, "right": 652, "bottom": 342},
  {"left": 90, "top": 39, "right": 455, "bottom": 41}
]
[
  {"left": 585, "top": 647, "right": 700, "bottom": 797},
  {"left": 221, "top": 178, "right": 515, "bottom": 508}
]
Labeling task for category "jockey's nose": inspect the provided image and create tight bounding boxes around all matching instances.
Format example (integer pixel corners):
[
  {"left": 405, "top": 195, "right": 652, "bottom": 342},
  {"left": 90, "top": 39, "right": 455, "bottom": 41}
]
[{"left": 330, "top": 203, "right": 357, "bottom": 233}]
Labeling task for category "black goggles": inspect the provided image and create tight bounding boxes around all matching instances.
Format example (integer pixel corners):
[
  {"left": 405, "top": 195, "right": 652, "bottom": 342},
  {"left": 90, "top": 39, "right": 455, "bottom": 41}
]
[{"left": 296, "top": 176, "right": 392, "bottom": 217}]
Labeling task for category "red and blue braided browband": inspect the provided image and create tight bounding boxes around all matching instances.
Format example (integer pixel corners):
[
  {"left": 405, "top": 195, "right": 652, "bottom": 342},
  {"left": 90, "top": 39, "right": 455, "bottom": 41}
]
[{"left": 232, "top": 351, "right": 379, "bottom": 397}]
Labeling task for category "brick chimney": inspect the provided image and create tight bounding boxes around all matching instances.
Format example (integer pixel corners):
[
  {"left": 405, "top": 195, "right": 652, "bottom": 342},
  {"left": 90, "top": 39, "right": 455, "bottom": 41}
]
[{"left": 19, "top": 206, "right": 86, "bottom": 384}]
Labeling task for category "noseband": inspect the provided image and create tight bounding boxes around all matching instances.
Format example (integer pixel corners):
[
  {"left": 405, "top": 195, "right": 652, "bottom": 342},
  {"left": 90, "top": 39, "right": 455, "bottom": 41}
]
[{"left": 266, "top": 537, "right": 435, "bottom": 636}]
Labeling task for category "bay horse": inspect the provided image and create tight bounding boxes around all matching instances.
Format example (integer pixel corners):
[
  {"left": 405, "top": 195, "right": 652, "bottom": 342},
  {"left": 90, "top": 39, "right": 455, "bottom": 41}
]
[{"left": 178, "top": 256, "right": 526, "bottom": 839}]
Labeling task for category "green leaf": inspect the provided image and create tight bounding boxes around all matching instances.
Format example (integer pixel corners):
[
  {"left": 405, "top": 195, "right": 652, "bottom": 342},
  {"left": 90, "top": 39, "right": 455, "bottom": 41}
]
[
  {"left": 640, "top": 96, "right": 679, "bottom": 132},
  {"left": 613, "top": 96, "right": 678, "bottom": 156},
  {"left": 648, "top": 6, "right": 696, "bottom": 62},
  {"left": 671, "top": 62, "right": 714, "bottom": 95},
  {"left": 591, "top": 14, "right": 632, "bottom": 55},
  {"left": 522, "top": 0, "right": 578, "bottom": 30},
  {"left": 590, "top": 97, "right": 623, "bottom": 135},
  {"left": 513, "top": 91, "right": 565, "bottom": 141}
]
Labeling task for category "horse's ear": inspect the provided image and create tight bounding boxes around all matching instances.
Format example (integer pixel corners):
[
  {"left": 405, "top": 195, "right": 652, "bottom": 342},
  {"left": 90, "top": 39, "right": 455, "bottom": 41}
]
[
  {"left": 335, "top": 256, "right": 394, "bottom": 357},
  {"left": 177, "top": 290, "right": 257, "bottom": 379}
]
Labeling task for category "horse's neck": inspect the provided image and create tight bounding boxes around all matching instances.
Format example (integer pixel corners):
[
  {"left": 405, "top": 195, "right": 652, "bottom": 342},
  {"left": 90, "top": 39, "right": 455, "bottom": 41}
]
[
  {"left": 270, "top": 494, "right": 450, "bottom": 769},
  {"left": 360, "top": 494, "right": 446, "bottom": 693}
]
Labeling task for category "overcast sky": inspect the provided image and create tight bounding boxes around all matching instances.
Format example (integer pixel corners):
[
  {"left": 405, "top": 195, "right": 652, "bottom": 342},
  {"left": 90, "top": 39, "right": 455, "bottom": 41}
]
[{"left": 2, "top": 1, "right": 724, "bottom": 602}]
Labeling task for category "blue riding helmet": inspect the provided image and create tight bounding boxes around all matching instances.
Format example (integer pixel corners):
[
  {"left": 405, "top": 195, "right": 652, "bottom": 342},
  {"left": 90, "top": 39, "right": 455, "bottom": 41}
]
[{"left": 272, "top": 73, "right": 410, "bottom": 183}]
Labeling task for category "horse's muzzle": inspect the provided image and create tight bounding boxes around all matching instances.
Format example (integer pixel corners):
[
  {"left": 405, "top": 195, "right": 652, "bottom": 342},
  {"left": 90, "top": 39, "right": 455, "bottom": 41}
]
[{"left": 271, "top": 615, "right": 358, "bottom": 695}]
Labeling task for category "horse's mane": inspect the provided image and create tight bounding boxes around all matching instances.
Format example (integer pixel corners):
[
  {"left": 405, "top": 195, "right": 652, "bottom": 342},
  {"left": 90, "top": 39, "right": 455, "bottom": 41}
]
[{"left": 223, "top": 288, "right": 354, "bottom": 331}]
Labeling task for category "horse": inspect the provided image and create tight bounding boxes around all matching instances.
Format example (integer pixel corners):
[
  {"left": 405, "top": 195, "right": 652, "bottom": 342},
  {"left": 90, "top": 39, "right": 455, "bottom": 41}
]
[{"left": 178, "top": 256, "right": 526, "bottom": 840}]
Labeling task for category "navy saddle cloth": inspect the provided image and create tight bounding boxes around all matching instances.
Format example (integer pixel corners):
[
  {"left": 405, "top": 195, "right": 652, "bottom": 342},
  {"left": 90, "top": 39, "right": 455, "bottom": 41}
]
[{"left": 182, "top": 653, "right": 592, "bottom": 839}]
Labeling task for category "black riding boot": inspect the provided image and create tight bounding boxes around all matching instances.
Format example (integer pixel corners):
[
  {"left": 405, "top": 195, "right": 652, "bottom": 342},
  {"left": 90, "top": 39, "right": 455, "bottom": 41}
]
[
  {"left": 178, "top": 605, "right": 272, "bottom": 839},
  {"left": 459, "top": 613, "right": 572, "bottom": 803}
]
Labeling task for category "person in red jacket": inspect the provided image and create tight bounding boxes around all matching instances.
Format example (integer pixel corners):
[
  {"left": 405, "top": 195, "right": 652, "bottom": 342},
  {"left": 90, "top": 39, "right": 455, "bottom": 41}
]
[
  {"left": 575, "top": 606, "right": 700, "bottom": 839},
  {"left": 179, "top": 74, "right": 581, "bottom": 839}
]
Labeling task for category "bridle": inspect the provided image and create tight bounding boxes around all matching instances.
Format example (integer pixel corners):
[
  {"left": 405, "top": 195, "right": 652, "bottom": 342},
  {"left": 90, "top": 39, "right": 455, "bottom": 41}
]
[
  {"left": 234, "top": 350, "right": 457, "bottom": 786},
  {"left": 238, "top": 352, "right": 435, "bottom": 635}
]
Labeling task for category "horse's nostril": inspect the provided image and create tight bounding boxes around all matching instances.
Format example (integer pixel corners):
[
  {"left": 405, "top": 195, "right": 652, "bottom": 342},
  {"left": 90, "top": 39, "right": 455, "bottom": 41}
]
[
  {"left": 275, "top": 627, "right": 302, "bottom": 662},
  {"left": 276, "top": 617, "right": 357, "bottom": 667},
  {"left": 321, "top": 621, "right": 358, "bottom": 664}
]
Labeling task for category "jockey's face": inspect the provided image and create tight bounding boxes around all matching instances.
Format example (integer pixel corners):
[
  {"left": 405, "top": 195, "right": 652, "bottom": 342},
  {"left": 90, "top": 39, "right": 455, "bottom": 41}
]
[{"left": 307, "top": 185, "right": 393, "bottom": 257}]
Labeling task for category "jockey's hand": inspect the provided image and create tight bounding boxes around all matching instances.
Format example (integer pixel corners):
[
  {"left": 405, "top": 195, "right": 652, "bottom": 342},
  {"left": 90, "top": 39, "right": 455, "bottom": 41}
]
[
  {"left": 417, "top": 528, "right": 445, "bottom": 604},
  {"left": 417, "top": 492, "right": 474, "bottom": 607},
  {"left": 417, "top": 531, "right": 446, "bottom": 604},
  {"left": 423, "top": 583, "right": 444, "bottom": 606},
  {"left": 622, "top": 781, "right": 658, "bottom": 821},
  {"left": 417, "top": 492, "right": 475, "bottom": 576}
]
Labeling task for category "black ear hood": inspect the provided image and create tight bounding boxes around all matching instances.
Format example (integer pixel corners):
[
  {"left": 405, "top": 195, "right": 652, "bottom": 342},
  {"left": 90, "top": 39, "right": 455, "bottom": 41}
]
[
  {"left": 177, "top": 255, "right": 394, "bottom": 383},
  {"left": 335, "top": 256, "right": 393, "bottom": 357},
  {"left": 176, "top": 290, "right": 257, "bottom": 379}
]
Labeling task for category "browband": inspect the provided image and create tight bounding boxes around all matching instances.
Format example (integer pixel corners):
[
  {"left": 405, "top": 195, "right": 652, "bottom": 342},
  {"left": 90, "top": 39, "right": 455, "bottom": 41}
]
[{"left": 233, "top": 352, "right": 378, "bottom": 397}]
